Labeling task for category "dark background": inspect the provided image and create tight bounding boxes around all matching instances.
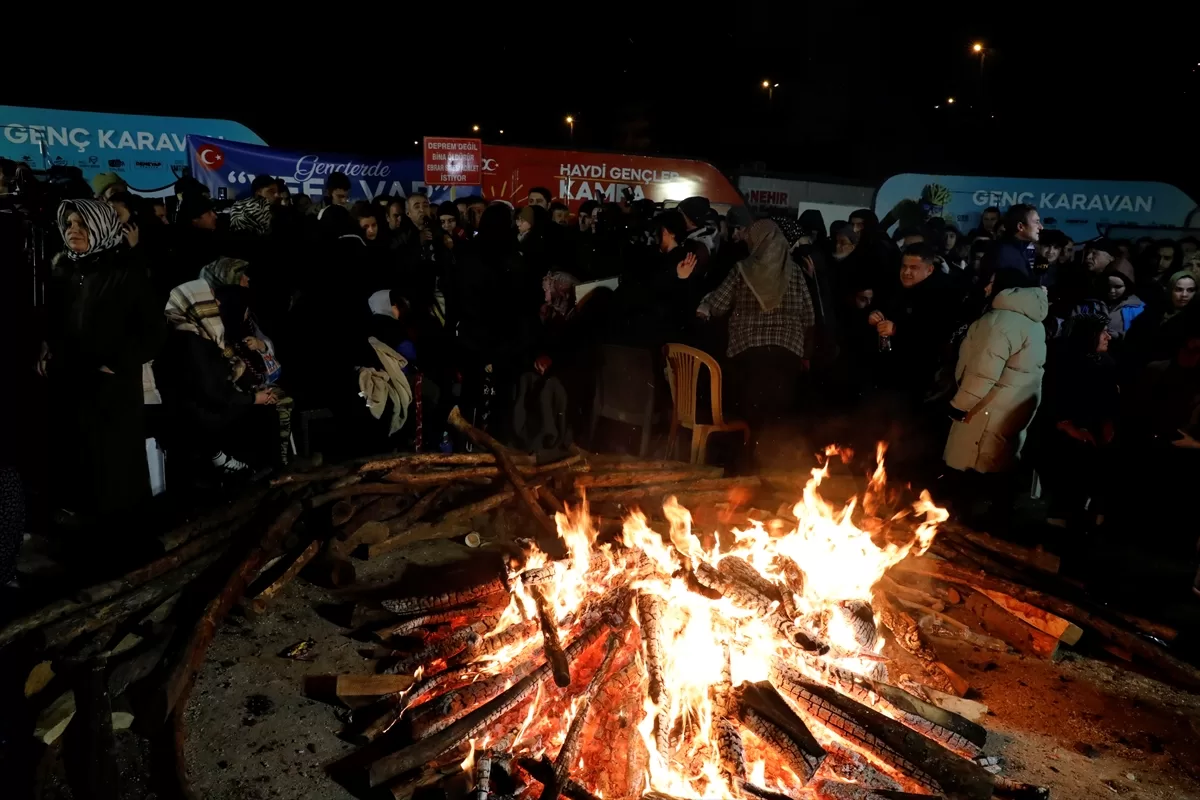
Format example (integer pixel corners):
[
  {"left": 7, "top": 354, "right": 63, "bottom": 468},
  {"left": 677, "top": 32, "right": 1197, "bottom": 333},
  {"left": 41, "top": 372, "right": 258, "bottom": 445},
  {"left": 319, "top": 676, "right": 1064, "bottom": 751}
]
[{"left": 8, "top": 9, "right": 1198, "bottom": 192}]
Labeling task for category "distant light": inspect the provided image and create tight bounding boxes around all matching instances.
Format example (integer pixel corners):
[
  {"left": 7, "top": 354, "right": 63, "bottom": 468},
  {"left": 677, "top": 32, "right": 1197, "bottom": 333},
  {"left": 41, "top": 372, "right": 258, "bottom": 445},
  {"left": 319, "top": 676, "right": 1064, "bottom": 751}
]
[
  {"left": 565, "top": 116, "right": 574, "bottom": 124},
  {"left": 947, "top": 97, "right": 956, "bottom": 104},
  {"left": 472, "top": 125, "right": 480, "bottom": 132},
  {"left": 972, "top": 43, "right": 984, "bottom": 53},
  {"left": 762, "top": 80, "right": 770, "bottom": 88},
  {"left": 934, "top": 105, "right": 940, "bottom": 109},
  {"left": 499, "top": 129, "right": 504, "bottom": 134},
  {"left": 773, "top": 83, "right": 780, "bottom": 88},
  {"left": 412, "top": 140, "right": 417, "bottom": 145}
]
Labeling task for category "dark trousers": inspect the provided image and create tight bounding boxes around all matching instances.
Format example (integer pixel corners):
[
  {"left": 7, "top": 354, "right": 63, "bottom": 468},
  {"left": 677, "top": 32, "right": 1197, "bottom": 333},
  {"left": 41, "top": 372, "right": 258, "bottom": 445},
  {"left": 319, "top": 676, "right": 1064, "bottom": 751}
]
[{"left": 731, "top": 346, "right": 805, "bottom": 469}]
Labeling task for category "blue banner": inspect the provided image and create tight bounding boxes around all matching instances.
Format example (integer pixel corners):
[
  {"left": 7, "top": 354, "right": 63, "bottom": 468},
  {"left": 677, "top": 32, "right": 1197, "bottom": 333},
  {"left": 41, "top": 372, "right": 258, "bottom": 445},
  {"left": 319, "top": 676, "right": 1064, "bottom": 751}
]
[
  {"left": 0, "top": 105, "right": 265, "bottom": 195},
  {"left": 875, "top": 173, "right": 1199, "bottom": 242},
  {"left": 186, "top": 135, "right": 470, "bottom": 204}
]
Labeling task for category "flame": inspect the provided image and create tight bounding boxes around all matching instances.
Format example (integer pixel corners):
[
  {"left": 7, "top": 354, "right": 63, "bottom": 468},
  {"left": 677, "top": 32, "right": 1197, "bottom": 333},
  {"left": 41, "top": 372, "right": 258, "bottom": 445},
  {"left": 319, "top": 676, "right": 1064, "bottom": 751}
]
[{"left": 481, "top": 444, "right": 945, "bottom": 799}]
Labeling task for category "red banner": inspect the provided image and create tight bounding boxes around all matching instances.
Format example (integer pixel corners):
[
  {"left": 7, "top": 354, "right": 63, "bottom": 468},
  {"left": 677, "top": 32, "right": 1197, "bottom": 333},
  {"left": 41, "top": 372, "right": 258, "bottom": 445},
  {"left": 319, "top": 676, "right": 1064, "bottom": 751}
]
[
  {"left": 424, "top": 137, "right": 482, "bottom": 185},
  {"left": 477, "top": 145, "right": 742, "bottom": 213}
]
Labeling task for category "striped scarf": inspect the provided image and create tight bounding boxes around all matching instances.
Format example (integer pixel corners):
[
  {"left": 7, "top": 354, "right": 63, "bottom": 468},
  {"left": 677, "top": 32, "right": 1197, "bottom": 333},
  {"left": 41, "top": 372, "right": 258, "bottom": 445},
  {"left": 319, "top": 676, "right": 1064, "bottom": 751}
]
[{"left": 57, "top": 199, "right": 125, "bottom": 260}]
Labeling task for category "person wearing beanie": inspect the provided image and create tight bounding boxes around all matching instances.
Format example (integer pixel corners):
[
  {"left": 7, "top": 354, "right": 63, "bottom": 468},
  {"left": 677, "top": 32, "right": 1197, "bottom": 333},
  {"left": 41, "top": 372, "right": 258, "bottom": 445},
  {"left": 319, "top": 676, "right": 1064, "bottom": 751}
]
[
  {"left": 177, "top": 193, "right": 217, "bottom": 230},
  {"left": 678, "top": 196, "right": 719, "bottom": 257},
  {"left": 91, "top": 172, "right": 128, "bottom": 201},
  {"left": 1103, "top": 266, "right": 1145, "bottom": 339}
]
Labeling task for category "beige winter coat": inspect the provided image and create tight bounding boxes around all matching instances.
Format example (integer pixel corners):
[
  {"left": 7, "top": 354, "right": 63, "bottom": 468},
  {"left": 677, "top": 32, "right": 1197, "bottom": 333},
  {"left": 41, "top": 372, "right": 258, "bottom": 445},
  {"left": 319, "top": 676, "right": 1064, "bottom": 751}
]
[{"left": 944, "top": 287, "right": 1048, "bottom": 473}]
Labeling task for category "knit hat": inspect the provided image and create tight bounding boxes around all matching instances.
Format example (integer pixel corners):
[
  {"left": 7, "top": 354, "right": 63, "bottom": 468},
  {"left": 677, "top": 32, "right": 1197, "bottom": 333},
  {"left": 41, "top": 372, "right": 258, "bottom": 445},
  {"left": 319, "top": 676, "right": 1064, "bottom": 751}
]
[
  {"left": 677, "top": 196, "right": 710, "bottom": 226},
  {"left": 517, "top": 206, "right": 537, "bottom": 226},
  {"left": 91, "top": 171, "right": 125, "bottom": 197},
  {"left": 725, "top": 205, "right": 752, "bottom": 230}
]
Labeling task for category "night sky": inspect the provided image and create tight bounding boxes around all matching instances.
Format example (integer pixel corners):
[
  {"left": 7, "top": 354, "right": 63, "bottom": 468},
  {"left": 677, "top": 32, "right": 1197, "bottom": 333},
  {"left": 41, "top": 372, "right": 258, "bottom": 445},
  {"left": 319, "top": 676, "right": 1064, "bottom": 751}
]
[{"left": 10, "top": 11, "right": 1197, "bottom": 193}]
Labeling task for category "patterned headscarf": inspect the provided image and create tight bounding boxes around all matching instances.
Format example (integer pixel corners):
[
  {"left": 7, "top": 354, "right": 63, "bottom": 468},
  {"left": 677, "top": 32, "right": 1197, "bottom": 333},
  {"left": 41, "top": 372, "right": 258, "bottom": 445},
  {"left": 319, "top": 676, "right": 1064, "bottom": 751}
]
[
  {"left": 770, "top": 215, "right": 803, "bottom": 246},
  {"left": 228, "top": 197, "right": 272, "bottom": 235},
  {"left": 57, "top": 199, "right": 125, "bottom": 260},
  {"left": 542, "top": 271, "right": 580, "bottom": 318},
  {"left": 737, "top": 219, "right": 794, "bottom": 313},
  {"left": 200, "top": 257, "right": 250, "bottom": 288}
]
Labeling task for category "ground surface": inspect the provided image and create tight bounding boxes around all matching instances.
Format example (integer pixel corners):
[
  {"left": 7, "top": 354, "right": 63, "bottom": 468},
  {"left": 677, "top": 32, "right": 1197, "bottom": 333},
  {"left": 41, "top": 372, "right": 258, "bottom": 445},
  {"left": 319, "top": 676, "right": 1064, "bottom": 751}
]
[{"left": 176, "top": 535, "right": 1200, "bottom": 800}]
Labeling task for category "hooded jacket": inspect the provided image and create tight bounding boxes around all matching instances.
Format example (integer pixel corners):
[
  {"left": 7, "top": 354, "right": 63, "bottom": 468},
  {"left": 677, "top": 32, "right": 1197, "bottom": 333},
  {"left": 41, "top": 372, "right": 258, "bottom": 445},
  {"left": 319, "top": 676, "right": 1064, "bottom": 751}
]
[{"left": 945, "top": 287, "right": 1048, "bottom": 473}]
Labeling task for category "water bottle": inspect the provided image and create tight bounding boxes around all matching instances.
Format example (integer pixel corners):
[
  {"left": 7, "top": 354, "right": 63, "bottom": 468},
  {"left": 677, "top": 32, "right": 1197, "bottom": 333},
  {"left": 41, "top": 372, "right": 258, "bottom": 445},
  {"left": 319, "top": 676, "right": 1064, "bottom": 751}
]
[
  {"left": 878, "top": 334, "right": 892, "bottom": 352},
  {"left": 439, "top": 431, "right": 453, "bottom": 454}
]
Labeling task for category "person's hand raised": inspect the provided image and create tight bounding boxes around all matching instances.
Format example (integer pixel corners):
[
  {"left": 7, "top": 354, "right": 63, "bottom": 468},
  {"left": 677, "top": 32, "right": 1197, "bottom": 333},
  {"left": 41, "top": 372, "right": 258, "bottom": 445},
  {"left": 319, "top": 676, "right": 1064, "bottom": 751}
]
[
  {"left": 123, "top": 222, "right": 139, "bottom": 248},
  {"left": 677, "top": 252, "right": 697, "bottom": 279},
  {"left": 254, "top": 389, "right": 278, "bottom": 405}
]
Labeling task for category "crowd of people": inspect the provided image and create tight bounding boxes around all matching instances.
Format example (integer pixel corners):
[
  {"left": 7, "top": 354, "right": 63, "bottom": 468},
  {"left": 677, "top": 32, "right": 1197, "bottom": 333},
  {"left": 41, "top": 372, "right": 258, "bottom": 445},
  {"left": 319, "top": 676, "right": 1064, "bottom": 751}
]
[{"left": 1, "top": 157, "right": 1199, "bottom": 593}]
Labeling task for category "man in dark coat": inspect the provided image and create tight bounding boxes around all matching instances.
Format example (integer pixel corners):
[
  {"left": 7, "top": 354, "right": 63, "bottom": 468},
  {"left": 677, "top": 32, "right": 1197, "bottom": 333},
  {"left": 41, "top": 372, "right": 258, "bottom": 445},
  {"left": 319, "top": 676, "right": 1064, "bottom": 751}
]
[{"left": 980, "top": 203, "right": 1043, "bottom": 280}]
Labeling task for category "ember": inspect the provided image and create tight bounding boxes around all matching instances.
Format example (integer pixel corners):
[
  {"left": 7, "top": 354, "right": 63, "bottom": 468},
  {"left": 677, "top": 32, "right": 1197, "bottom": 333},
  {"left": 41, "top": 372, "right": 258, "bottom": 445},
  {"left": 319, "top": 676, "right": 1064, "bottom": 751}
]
[{"left": 358, "top": 445, "right": 1010, "bottom": 800}]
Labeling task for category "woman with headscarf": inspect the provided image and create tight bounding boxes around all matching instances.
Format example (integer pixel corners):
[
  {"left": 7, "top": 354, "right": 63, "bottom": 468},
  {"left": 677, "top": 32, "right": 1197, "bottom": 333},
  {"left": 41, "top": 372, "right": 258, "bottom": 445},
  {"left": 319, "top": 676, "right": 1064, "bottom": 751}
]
[
  {"left": 1103, "top": 266, "right": 1145, "bottom": 340},
  {"left": 772, "top": 214, "right": 838, "bottom": 364},
  {"left": 41, "top": 200, "right": 165, "bottom": 526},
  {"left": 697, "top": 219, "right": 817, "bottom": 462},
  {"left": 158, "top": 282, "right": 280, "bottom": 477},
  {"left": 1124, "top": 269, "right": 1198, "bottom": 370}
]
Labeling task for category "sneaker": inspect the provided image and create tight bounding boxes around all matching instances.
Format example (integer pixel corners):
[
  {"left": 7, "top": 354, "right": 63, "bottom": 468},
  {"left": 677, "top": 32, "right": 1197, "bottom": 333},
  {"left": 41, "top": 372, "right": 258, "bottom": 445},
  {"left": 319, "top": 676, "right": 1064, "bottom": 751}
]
[{"left": 212, "top": 451, "right": 251, "bottom": 475}]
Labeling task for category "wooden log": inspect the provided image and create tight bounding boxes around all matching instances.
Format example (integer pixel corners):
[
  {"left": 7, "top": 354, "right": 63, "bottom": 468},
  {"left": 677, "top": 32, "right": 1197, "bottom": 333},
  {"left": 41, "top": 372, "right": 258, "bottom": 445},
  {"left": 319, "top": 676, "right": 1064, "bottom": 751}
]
[
  {"left": 944, "top": 524, "right": 1060, "bottom": 574},
  {"left": 382, "top": 575, "right": 509, "bottom": 616},
  {"left": 871, "top": 588, "right": 968, "bottom": 697},
  {"left": 890, "top": 596, "right": 1009, "bottom": 653},
  {"left": 383, "top": 617, "right": 496, "bottom": 675},
  {"left": 785, "top": 659, "right": 986, "bottom": 758},
  {"left": 963, "top": 591, "right": 1060, "bottom": 659},
  {"left": 244, "top": 539, "right": 322, "bottom": 616},
  {"left": 583, "top": 476, "right": 761, "bottom": 502},
  {"left": 356, "top": 668, "right": 465, "bottom": 744},
  {"left": 575, "top": 469, "right": 716, "bottom": 488},
  {"left": 158, "top": 487, "right": 271, "bottom": 551},
  {"left": 449, "top": 406, "right": 559, "bottom": 541},
  {"left": 923, "top": 688, "right": 989, "bottom": 723},
  {"left": 161, "top": 501, "right": 306, "bottom": 720},
  {"left": 331, "top": 674, "right": 417, "bottom": 697},
  {"left": 368, "top": 612, "right": 614, "bottom": 786},
  {"left": 330, "top": 499, "right": 361, "bottom": 527},
  {"left": 107, "top": 623, "right": 176, "bottom": 697},
  {"left": 530, "top": 584, "right": 571, "bottom": 687},
  {"left": 270, "top": 465, "right": 352, "bottom": 486},
  {"left": 458, "top": 619, "right": 540, "bottom": 663},
  {"left": 736, "top": 681, "right": 826, "bottom": 784},
  {"left": 366, "top": 490, "right": 514, "bottom": 559},
  {"left": 517, "top": 756, "right": 606, "bottom": 800},
  {"left": 340, "top": 495, "right": 403, "bottom": 536},
  {"left": 306, "top": 539, "right": 357, "bottom": 589},
  {"left": 384, "top": 455, "right": 585, "bottom": 486},
  {"left": 767, "top": 673, "right": 994, "bottom": 800},
  {"left": 636, "top": 594, "right": 668, "bottom": 706},
  {"left": 1116, "top": 612, "right": 1177, "bottom": 643},
  {"left": 358, "top": 451, "right": 535, "bottom": 473},
  {"left": 977, "top": 589, "right": 1083, "bottom": 646},
  {"left": 382, "top": 484, "right": 450, "bottom": 535},
  {"left": 65, "top": 659, "right": 118, "bottom": 800},
  {"left": 40, "top": 548, "right": 226, "bottom": 651},
  {"left": 374, "top": 606, "right": 489, "bottom": 641},
  {"left": 310, "top": 482, "right": 417, "bottom": 507},
  {"left": 894, "top": 556, "right": 1200, "bottom": 692},
  {"left": 694, "top": 562, "right": 826, "bottom": 653},
  {"left": 544, "top": 633, "right": 622, "bottom": 800}
]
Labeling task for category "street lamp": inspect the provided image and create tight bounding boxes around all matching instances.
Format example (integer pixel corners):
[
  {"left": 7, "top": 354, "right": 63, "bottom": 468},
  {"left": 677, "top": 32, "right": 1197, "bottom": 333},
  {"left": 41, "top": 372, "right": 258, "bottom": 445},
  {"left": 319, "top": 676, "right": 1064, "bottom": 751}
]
[
  {"left": 971, "top": 42, "right": 989, "bottom": 77},
  {"left": 972, "top": 42, "right": 983, "bottom": 53},
  {"left": 947, "top": 97, "right": 955, "bottom": 104},
  {"left": 472, "top": 124, "right": 480, "bottom": 133},
  {"left": 565, "top": 115, "right": 574, "bottom": 143},
  {"left": 762, "top": 80, "right": 779, "bottom": 102}
]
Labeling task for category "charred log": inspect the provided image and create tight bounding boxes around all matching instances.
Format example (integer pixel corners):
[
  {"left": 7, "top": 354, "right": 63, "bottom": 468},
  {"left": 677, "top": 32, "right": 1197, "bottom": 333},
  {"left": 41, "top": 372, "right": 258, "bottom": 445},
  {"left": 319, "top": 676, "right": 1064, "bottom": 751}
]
[
  {"left": 735, "top": 681, "right": 826, "bottom": 784},
  {"left": 382, "top": 576, "right": 509, "bottom": 615}
]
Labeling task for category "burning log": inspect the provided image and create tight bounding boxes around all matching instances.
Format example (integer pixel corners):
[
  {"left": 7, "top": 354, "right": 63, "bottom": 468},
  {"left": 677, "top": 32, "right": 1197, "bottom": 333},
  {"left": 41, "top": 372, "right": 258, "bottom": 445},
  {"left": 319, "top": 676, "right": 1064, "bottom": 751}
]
[
  {"left": 871, "top": 588, "right": 968, "bottom": 697},
  {"left": 544, "top": 633, "right": 623, "bottom": 800},
  {"left": 358, "top": 668, "right": 467, "bottom": 744},
  {"left": 718, "top": 556, "right": 782, "bottom": 604},
  {"left": 809, "top": 781, "right": 946, "bottom": 800},
  {"left": 694, "top": 561, "right": 827, "bottom": 654},
  {"left": 636, "top": 594, "right": 668, "bottom": 706},
  {"left": 575, "top": 469, "right": 719, "bottom": 488},
  {"left": 449, "top": 405, "right": 559, "bottom": 542},
  {"left": 374, "top": 606, "right": 491, "bottom": 641},
  {"left": 888, "top": 596, "right": 1009, "bottom": 653},
  {"left": 715, "top": 717, "right": 747, "bottom": 783},
  {"left": 893, "top": 557, "right": 1200, "bottom": 691},
  {"left": 834, "top": 600, "right": 878, "bottom": 651},
  {"left": 735, "top": 681, "right": 826, "bottom": 784},
  {"left": 518, "top": 756, "right": 606, "bottom": 800},
  {"left": 382, "top": 575, "right": 509, "bottom": 615},
  {"left": 368, "top": 610, "right": 618, "bottom": 786},
  {"left": 530, "top": 583, "right": 572, "bottom": 688},
  {"left": 367, "top": 491, "right": 516, "bottom": 559},
  {"left": 766, "top": 671, "right": 995, "bottom": 800},
  {"left": 383, "top": 616, "right": 497, "bottom": 675},
  {"left": 459, "top": 620, "right": 540, "bottom": 663},
  {"left": 243, "top": 539, "right": 321, "bottom": 616},
  {"left": 782, "top": 659, "right": 986, "bottom": 759}
]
